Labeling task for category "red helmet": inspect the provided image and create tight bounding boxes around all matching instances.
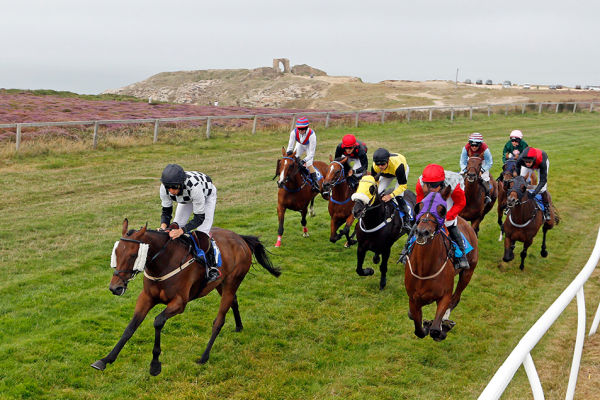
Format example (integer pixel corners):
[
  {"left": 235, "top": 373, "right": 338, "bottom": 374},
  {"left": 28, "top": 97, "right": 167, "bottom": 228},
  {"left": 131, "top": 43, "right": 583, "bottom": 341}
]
[
  {"left": 422, "top": 164, "right": 445, "bottom": 183},
  {"left": 341, "top": 134, "right": 357, "bottom": 148}
]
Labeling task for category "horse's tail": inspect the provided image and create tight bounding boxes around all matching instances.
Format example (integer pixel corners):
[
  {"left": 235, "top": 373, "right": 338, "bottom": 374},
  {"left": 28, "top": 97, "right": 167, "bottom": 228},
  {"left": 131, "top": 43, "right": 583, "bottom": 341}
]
[
  {"left": 553, "top": 205, "right": 561, "bottom": 225},
  {"left": 241, "top": 235, "right": 281, "bottom": 277}
]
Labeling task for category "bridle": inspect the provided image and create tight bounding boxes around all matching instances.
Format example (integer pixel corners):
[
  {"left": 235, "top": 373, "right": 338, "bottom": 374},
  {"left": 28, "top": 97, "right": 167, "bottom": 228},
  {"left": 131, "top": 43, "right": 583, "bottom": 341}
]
[
  {"left": 506, "top": 179, "right": 538, "bottom": 228},
  {"left": 465, "top": 156, "right": 482, "bottom": 183},
  {"left": 112, "top": 237, "right": 147, "bottom": 284},
  {"left": 324, "top": 161, "right": 351, "bottom": 205},
  {"left": 407, "top": 212, "right": 452, "bottom": 280},
  {"left": 277, "top": 157, "right": 308, "bottom": 193}
]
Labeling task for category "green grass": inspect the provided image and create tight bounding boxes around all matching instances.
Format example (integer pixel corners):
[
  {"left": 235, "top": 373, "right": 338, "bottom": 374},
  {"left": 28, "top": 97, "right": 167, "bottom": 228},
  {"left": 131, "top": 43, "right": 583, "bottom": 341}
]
[{"left": 1, "top": 113, "right": 599, "bottom": 399}]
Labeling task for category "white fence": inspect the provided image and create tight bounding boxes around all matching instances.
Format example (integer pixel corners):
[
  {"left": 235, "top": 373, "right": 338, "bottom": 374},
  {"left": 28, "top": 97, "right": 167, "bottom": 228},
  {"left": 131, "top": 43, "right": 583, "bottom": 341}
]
[
  {"left": 479, "top": 227, "right": 600, "bottom": 400},
  {"left": 0, "top": 101, "right": 597, "bottom": 152}
]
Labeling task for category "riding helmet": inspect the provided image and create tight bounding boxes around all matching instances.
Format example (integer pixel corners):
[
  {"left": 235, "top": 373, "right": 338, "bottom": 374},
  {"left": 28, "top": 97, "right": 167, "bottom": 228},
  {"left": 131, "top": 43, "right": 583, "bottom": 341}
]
[
  {"left": 509, "top": 129, "right": 523, "bottom": 140},
  {"left": 521, "top": 147, "right": 537, "bottom": 161},
  {"left": 468, "top": 132, "right": 484, "bottom": 144},
  {"left": 161, "top": 164, "right": 186, "bottom": 187},
  {"left": 373, "top": 148, "right": 390, "bottom": 164},
  {"left": 296, "top": 116, "right": 309, "bottom": 128},
  {"left": 341, "top": 134, "right": 357, "bottom": 148},
  {"left": 422, "top": 164, "right": 446, "bottom": 183}
]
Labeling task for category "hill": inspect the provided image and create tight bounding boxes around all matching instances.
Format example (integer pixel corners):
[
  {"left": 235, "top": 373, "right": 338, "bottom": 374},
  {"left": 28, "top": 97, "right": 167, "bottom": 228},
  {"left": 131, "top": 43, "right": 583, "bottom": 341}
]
[{"left": 103, "top": 62, "right": 600, "bottom": 110}]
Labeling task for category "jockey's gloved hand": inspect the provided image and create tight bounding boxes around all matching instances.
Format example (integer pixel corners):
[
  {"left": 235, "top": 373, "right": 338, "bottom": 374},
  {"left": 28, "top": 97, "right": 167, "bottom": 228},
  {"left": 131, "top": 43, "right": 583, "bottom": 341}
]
[
  {"left": 286, "top": 150, "right": 293, "bottom": 156},
  {"left": 527, "top": 191, "right": 535, "bottom": 199}
]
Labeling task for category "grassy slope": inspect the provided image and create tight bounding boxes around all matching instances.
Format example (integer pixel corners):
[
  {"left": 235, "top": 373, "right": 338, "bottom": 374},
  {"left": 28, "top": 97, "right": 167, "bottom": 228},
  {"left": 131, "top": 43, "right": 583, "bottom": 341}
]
[{"left": 1, "top": 113, "right": 599, "bottom": 399}]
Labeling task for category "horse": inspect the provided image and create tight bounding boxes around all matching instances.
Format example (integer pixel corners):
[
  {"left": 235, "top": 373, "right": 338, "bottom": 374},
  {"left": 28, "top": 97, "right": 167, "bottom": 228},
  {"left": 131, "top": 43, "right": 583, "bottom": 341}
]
[
  {"left": 351, "top": 175, "right": 416, "bottom": 290},
  {"left": 496, "top": 158, "right": 538, "bottom": 241},
  {"left": 274, "top": 147, "right": 328, "bottom": 247},
  {"left": 404, "top": 191, "right": 478, "bottom": 341},
  {"left": 502, "top": 175, "right": 559, "bottom": 270},
  {"left": 322, "top": 155, "right": 356, "bottom": 247},
  {"left": 459, "top": 156, "right": 497, "bottom": 235},
  {"left": 91, "top": 219, "right": 281, "bottom": 375}
]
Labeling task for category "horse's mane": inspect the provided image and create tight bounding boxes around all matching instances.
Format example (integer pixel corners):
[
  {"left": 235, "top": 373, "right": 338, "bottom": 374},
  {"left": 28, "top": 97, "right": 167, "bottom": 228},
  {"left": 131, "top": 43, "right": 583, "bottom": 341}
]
[{"left": 127, "top": 228, "right": 190, "bottom": 251}]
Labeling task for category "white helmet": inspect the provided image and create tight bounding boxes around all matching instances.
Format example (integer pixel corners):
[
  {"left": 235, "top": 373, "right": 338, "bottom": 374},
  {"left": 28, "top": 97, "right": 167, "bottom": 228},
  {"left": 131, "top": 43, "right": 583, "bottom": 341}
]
[{"left": 509, "top": 130, "right": 523, "bottom": 139}]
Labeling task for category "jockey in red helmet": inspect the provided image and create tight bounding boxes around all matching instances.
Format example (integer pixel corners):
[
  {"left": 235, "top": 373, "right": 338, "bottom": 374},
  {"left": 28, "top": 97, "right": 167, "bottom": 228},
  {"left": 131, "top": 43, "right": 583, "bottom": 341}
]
[
  {"left": 334, "top": 134, "right": 368, "bottom": 190},
  {"left": 460, "top": 132, "right": 494, "bottom": 204},
  {"left": 398, "top": 164, "right": 469, "bottom": 269},
  {"left": 517, "top": 147, "right": 551, "bottom": 220},
  {"left": 286, "top": 116, "right": 320, "bottom": 192}
]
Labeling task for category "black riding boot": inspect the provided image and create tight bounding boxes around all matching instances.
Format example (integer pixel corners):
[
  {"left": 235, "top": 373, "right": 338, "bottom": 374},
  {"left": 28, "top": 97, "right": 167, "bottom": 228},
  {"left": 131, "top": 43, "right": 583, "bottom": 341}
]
[
  {"left": 397, "top": 223, "right": 418, "bottom": 264},
  {"left": 309, "top": 172, "right": 320, "bottom": 193},
  {"left": 348, "top": 175, "right": 359, "bottom": 192},
  {"left": 447, "top": 224, "right": 469, "bottom": 270},
  {"left": 395, "top": 196, "right": 413, "bottom": 228},
  {"left": 541, "top": 191, "right": 551, "bottom": 221},
  {"left": 204, "top": 239, "right": 221, "bottom": 283},
  {"left": 480, "top": 179, "right": 492, "bottom": 204}
]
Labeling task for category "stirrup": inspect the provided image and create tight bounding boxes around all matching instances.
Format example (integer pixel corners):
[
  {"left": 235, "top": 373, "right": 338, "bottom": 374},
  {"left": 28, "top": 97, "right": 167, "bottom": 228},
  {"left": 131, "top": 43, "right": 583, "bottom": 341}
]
[
  {"left": 455, "top": 256, "right": 469, "bottom": 270},
  {"left": 484, "top": 196, "right": 492, "bottom": 205},
  {"left": 206, "top": 267, "right": 221, "bottom": 283}
]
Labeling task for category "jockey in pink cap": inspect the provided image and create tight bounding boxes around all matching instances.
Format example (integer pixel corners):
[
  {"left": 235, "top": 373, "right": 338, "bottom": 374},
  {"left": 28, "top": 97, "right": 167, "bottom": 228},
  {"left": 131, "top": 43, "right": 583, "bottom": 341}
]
[{"left": 286, "top": 116, "right": 320, "bottom": 192}]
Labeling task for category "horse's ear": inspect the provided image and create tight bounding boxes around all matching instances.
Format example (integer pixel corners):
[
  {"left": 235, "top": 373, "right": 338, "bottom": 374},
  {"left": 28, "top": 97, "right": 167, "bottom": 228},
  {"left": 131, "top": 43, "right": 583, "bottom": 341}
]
[
  {"left": 122, "top": 218, "right": 129, "bottom": 236},
  {"left": 414, "top": 202, "right": 424, "bottom": 216},
  {"left": 275, "top": 159, "right": 281, "bottom": 175},
  {"left": 369, "top": 185, "right": 376, "bottom": 196},
  {"left": 139, "top": 224, "right": 147, "bottom": 235},
  {"left": 329, "top": 154, "right": 333, "bottom": 162},
  {"left": 437, "top": 204, "right": 447, "bottom": 219},
  {"left": 281, "top": 146, "right": 286, "bottom": 156}
]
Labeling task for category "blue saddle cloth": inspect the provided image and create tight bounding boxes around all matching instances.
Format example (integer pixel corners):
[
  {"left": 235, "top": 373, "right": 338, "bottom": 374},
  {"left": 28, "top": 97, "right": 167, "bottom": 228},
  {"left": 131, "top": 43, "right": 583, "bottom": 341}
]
[
  {"left": 406, "top": 230, "right": 473, "bottom": 258},
  {"left": 532, "top": 193, "right": 544, "bottom": 211},
  {"left": 189, "top": 234, "right": 222, "bottom": 268}
]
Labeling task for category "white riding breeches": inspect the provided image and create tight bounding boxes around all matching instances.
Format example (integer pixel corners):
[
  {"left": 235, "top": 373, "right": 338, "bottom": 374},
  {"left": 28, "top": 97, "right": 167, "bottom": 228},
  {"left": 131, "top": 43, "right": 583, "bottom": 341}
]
[
  {"left": 173, "top": 189, "right": 217, "bottom": 234},
  {"left": 377, "top": 165, "right": 409, "bottom": 195}
]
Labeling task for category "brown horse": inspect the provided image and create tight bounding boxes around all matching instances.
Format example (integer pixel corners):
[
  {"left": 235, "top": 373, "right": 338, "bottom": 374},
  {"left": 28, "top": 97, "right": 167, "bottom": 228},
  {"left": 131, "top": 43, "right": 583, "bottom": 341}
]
[
  {"left": 502, "top": 175, "right": 558, "bottom": 270},
  {"left": 274, "top": 147, "right": 327, "bottom": 247},
  {"left": 91, "top": 219, "right": 280, "bottom": 375},
  {"left": 322, "top": 156, "right": 356, "bottom": 247},
  {"left": 404, "top": 191, "right": 478, "bottom": 341},
  {"left": 460, "top": 156, "right": 497, "bottom": 235}
]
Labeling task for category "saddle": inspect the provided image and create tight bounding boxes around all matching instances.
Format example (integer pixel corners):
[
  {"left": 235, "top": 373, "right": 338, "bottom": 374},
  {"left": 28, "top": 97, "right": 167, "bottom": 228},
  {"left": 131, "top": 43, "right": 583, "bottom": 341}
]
[{"left": 166, "top": 223, "right": 222, "bottom": 267}]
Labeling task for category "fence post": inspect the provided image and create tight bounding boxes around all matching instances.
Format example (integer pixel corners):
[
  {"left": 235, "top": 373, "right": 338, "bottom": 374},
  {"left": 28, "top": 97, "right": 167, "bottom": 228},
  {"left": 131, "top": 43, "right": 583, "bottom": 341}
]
[
  {"left": 153, "top": 119, "right": 159, "bottom": 143},
  {"left": 522, "top": 104, "right": 526, "bottom": 114},
  {"left": 407, "top": 110, "right": 411, "bottom": 123},
  {"left": 381, "top": 110, "right": 385, "bottom": 124},
  {"left": 573, "top": 103, "right": 577, "bottom": 113},
  {"left": 538, "top": 103, "right": 543, "bottom": 114},
  {"left": 429, "top": 109, "right": 433, "bottom": 121},
  {"left": 16, "top": 123, "right": 21, "bottom": 152},
  {"left": 355, "top": 112, "right": 359, "bottom": 127},
  {"left": 487, "top": 106, "right": 491, "bottom": 117},
  {"left": 469, "top": 107, "right": 473, "bottom": 120},
  {"left": 252, "top": 115, "right": 258, "bottom": 134},
  {"left": 590, "top": 103, "right": 594, "bottom": 113},
  {"left": 450, "top": 108, "right": 454, "bottom": 122},
  {"left": 291, "top": 114, "right": 296, "bottom": 130},
  {"left": 325, "top": 113, "right": 330, "bottom": 128},
  {"left": 206, "top": 117, "right": 212, "bottom": 139},
  {"left": 555, "top": 103, "right": 560, "bottom": 113},
  {"left": 93, "top": 121, "right": 99, "bottom": 149}
]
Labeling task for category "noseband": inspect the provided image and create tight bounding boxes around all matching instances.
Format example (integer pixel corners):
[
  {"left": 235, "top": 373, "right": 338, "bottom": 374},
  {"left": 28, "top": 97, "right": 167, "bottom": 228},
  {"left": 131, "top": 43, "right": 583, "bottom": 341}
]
[{"left": 112, "top": 237, "right": 147, "bottom": 284}]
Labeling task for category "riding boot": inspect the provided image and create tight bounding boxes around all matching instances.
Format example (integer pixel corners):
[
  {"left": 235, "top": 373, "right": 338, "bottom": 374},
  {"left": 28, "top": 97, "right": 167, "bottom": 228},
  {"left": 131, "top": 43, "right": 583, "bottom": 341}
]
[
  {"left": 447, "top": 224, "right": 470, "bottom": 270},
  {"left": 541, "top": 191, "right": 551, "bottom": 221},
  {"left": 480, "top": 179, "right": 492, "bottom": 205},
  {"left": 348, "top": 175, "right": 359, "bottom": 192},
  {"left": 197, "top": 232, "right": 221, "bottom": 283},
  {"left": 395, "top": 196, "right": 413, "bottom": 228},
  {"left": 309, "top": 172, "right": 320, "bottom": 193},
  {"left": 397, "top": 223, "right": 418, "bottom": 264}
]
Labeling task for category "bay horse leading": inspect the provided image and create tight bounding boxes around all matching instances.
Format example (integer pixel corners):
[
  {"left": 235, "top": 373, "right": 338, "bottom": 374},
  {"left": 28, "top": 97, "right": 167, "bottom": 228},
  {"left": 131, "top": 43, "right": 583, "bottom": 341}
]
[
  {"left": 404, "top": 191, "right": 478, "bottom": 341},
  {"left": 351, "top": 176, "right": 416, "bottom": 290},
  {"left": 91, "top": 219, "right": 280, "bottom": 375},
  {"left": 322, "top": 156, "right": 356, "bottom": 247},
  {"left": 502, "top": 176, "right": 559, "bottom": 270},
  {"left": 460, "top": 156, "right": 497, "bottom": 235},
  {"left": 274, "top": 147, "right": 327, "bottom": 247}
]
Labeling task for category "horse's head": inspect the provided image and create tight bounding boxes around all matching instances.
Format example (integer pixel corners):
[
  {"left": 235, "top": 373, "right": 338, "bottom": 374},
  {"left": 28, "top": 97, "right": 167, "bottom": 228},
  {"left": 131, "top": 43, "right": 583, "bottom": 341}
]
[
  {"left": 506, "top": 175, "right": 528, "bottom": 208},
  {"left": 109, "top": 219, "right": 150, "bottom": 296},
  {"left": 275, "top": 147, "right": 300, "bottom": 189},
  {"left": 502, "top": 159, "right": 519, "bottom": 190},
  {"left": 414, "top": 192, "right": 447, "bottom": 245},
  {"left": 351, "top": 175, "right": 378, "bottom": 218},
  {"left": 322, "top": 156, "right": 347, "bottom": 193},
  {"left": 465, "top": 156, "right": 483, "bottom": 183}
]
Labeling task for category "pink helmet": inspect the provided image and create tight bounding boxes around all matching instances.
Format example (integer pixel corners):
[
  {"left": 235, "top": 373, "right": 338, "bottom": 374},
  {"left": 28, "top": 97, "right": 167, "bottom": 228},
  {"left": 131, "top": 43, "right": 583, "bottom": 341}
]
[
  {"left": 510, "top": 130, "right": 523, "bottom": 139},
  {"left": 468, "top": 132, "right": 484, "bottom": 144}
]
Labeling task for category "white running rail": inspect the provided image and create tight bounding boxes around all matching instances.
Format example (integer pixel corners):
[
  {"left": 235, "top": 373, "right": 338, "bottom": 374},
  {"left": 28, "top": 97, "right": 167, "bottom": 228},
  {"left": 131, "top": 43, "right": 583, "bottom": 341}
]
[{"left": 479, "top": 227, "right": 600, "bottom": 400}]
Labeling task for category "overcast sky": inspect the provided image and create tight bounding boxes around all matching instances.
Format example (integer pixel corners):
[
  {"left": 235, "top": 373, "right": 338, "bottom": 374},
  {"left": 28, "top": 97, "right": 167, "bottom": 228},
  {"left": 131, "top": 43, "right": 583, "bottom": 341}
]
[{"left": 2, "top": 0, "right": 598, "bottom": 94}]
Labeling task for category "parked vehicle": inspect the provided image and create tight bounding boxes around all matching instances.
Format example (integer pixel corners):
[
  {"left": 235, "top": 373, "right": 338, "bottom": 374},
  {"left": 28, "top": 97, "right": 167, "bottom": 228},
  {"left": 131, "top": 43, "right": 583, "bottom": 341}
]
[
  {"left": 485, "top": 79, "right": 493, "bottom": 85},
  {"left": 522, "top": 84, "right": 531, "bottom": 89},
  {"left": 476, "top": 79, "right": 483, "bottom": 85},
  {"left": 556, "top": 84, "right": 563, "bottom": 89},
  {"left": 575, "top": 85, "right": 581, "bottom": 90},
  {"left": 549, "top": 85, "right": 557, "bottom": 90},
  {"left": 502, "top": 80, "right": 512, "bottom": 88},
  {"left": 464, "top": 79, "right": 472, "bottom": 84}
]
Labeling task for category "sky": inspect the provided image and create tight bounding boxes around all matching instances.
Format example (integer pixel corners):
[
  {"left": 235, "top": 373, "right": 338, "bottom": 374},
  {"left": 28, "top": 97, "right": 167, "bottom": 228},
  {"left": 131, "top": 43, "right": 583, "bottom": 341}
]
[{"left": 2, "top": 0, "right": 598, "bottom": 94}]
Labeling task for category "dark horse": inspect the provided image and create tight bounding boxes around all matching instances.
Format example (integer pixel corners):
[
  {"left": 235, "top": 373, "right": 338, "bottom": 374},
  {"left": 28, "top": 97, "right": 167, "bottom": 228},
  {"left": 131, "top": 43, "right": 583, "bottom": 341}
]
[
  {"left": 502, "top": 175, "right": 559, "bottom": 270},
  {"left": 274, "top": 147, "right": 327, "bottom": 247},
  {"left": 91, "top": 219, "right": 281, "bottom": 375},
  {"left": 459, "top": 156, "right": 497, "bottom": 235},
  {"left": 351, "top": 175, "right": 416, "bottom": 290},
  {"left": 322, "top": 155, "right": 356, "bottom": 247},
  {"left": 404, "top": 191, "right": 478, "bottom": 341}
]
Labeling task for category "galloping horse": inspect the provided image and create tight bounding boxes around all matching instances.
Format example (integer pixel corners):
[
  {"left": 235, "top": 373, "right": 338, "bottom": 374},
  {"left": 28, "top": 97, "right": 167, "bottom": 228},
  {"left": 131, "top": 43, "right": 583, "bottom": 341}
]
[
  {"left": 497, "top": 158, "right": 538, "bottom": 241},
  {"left": 459, "top": 156, "right": 497, "bottom": 235},
  {"left": 322, "top": 156, "right": 356, "bottom": 247},
  {"left": 274, "top": 147, "right": 328, "bottom": 247},
  {"left": 502, "top": 175, "right": 559, "bottom": 270},
  {"left": 404, "top": 191, "right": 478, "bottom": 341},
  {"left": 91, "top": 219, "right": 281, "bottom": 375},
  {"left": 352, "top": 176, "right": 416, "bottom": 290}
]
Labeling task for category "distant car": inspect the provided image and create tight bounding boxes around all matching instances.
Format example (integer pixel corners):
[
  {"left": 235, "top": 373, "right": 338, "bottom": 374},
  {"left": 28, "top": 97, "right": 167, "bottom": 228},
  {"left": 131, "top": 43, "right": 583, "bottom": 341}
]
[
  {"left": 464, "top": 79, "right": 472, "bottom": 84},
  {"left": 575, "top": 85, "right": 581, "bottom": 90},
  {"left": 476, "top": 79, "right": 483, "bottom": 85},
  {"left": 485, "top": 79, "right": 493, "bottom": 85},
  {"left": 549, "top": 85, "right": 557, "bottom": 90},
  {"left": 502, "top": 80, "right": 512, "bottom": 88},
  {"left": 584, "top": 85, "right": 590, "bottom": 90},
  {"left": 556, "top": 84, "right": 563, "bottom": 89},
  {"left": 590, "top": 86, "right": 600, "bottom": 91},
  {"left": 522, "top": 84, "right": 531, "bottom": 89}
]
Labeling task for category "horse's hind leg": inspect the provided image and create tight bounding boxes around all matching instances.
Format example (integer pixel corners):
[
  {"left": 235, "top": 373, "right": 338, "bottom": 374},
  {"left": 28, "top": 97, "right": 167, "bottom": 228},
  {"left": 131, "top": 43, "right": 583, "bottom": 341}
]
[
  {"left": 356, "top": 245, "right": 374, "bottom": 276},
  {"left": 231, "top": 294, "right": 243, "bottom": 332},
  {"left": 301, "top": 208, "right": 310, "bottom": 237},
  {"left": 378, "top": 247, "right": 391, "bottom": 290},
  {"left": 91, "top": 292, "right": 154, "bottom": 371},
  {"left": 540, "top": 226, "right": 549, "bottom": 258},
  {"left": 309, "top": 198, "right": 316, "bottom": 217},
  {"left": 150, "top": 296, "right": 186, "bottom": 376},
  {"left": 409, "top": 300, "right": 428, "bottom": 338},
  {"left": 276, "top": 205, "right": 286, "bottom": 247}
]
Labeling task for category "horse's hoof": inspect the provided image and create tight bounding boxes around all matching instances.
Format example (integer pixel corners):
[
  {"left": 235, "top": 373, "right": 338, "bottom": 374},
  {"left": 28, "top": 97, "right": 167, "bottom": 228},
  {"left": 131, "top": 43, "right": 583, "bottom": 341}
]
[
  {"left": 422, "top": 320, "right": 432, "bottom": 335},
  {"left": 503, "top": 255, "right": 514, "bottom": 262},
  {"left": 90, "top": 360, "right": 106, "bottom": 371},
  {"left": 541, "top": 249, "right": 548, "bottom": 258},
  {"left": 149, "top": 361, "right": 162, "bottom": 376},
  {"left": 379, "top": 281, "right": 387, "bottom": 290},
  {"left": 415, "top": 329, "right": 427, "bottom": 339},
  {"left": 519, "top": 264, "right": 525, "bottom": 271},
  {"left": 498, "top": 233, "right": 503, "bottom": 241},
  {"left": 356, "top": 268, "right": 374, "bottom": 276},
  {"left": 302, "top": 231, "right": 310, "bottom": 238},
  {"left": 235, "top": 325, "right": 243, "bottom": 332},
  {"left": 431, "top": 329, "right": 447, "bottom": 341},
  {"left": 197, "top": 354, "right": 209, "bottom": 365},
  {"left": 442, "top": 320, "right": 456, "bottom": 332}
]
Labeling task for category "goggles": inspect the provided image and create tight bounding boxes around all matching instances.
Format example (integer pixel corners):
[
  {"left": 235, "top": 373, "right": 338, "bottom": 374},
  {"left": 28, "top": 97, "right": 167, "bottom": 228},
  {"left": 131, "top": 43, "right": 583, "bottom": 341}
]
[{"left": 469, "top": 141, "right": 481, "bottom": 146}]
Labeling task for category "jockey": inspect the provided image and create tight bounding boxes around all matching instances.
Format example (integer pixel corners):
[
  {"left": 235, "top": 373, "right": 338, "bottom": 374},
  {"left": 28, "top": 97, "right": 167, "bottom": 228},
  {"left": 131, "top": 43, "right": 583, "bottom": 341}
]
[
  {"left": 334, "top": 134, "right": 368, "bottom": 190},
  {"left": 399, "top": 164, "right": 469, "bottom": 269},
  {"left": 370, "top": 147, "right": 412, "bottom": 227},
  {"left": 517, "top": 147, "right": 551, "bottom": 221},
  {"left": 460, "top": 132, "right": 493, "bottom": 205},
  {"left": 502, "top": 130, "right": 529, "bottom": 164},
  {"left": 159, "top": 163, "right": 220, "bottom": 282},
  {"left": 286, "top": 116, "right": 319, "bottom": 192}
]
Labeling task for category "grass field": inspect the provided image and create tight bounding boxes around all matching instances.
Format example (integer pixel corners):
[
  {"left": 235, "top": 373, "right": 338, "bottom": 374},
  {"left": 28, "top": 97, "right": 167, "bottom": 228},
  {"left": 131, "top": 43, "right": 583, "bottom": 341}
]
[{"left": 1, "top": 112, "right": 600, "bottom": 400}]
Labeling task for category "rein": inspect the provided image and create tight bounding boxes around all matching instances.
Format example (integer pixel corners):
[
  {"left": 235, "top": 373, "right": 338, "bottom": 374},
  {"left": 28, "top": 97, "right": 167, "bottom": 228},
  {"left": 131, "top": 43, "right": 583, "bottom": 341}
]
[
  {"left": 408, "top": 215, "right": 451, "bottom": 280},
  {"left": 326, "top": 161, "right": 351, "bottom": 204},
  {"left": 280, "top": 157, "right": 308, "bottom": 193}
]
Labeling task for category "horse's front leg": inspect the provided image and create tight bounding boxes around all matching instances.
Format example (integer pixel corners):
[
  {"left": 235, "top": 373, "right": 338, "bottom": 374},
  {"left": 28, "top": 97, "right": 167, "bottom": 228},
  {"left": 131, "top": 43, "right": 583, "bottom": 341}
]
[
  {"left": 472, "top": 218, "right": 481, "bottom": 237},
  {"left": 198, "top": 286, "right": 238, "bottom": 364},
  {"left": 379, "top": 247, "right": 391, "bottom": 290},
  {"left": 91, "top": 292, "right": 155, "bottom": 371},
  {"left": 503, "top": 237, "right": 515, "bottom": 262},
  {"left": 430, "top": 294, "right": 452, "bottom": 341},
  {"left": 541, "top": 225, "right": 549, "bottom": 258},
  {"left": 343, "top": 214, "right": 356, "bottom": 247},
  {"left": 330, "top": 217, "right": 343, "bottom": 243},
  {"left": 276, "top": 204, "right": 286, "bottom": 247},
  {"left": 408, "top": 299, "right": 427, "bottom": 338},
  {"left": 300, "top": 207, "right": 309, "bottom": 237},
  {"left": 520, "top": 239, "right": 532, "bottom": 271},
  {"left": 355, "top": 244, "right": 374, "bottom": 276},
  {"left": 150, "top": 296, "right": 187, "bottom": 376}
]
